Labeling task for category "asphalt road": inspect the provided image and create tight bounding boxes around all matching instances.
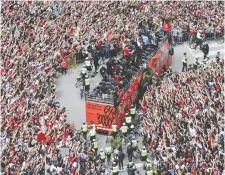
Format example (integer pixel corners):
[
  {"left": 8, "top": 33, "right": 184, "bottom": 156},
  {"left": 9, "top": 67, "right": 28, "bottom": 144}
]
[{"left": 55, "top": 41, "right": 224, "bottom": 174}]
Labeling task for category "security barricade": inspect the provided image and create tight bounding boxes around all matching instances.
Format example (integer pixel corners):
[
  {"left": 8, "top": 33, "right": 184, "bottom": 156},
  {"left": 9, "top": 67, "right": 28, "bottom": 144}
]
[
  {"left": 66, "top": 52, "right": 76, "bottom": 70},
  {"left": 75, "top": 50, "right": 85, "bottom": 63},
  {"left": 170, "top": 29, "right": 224, "bottom": 46}
]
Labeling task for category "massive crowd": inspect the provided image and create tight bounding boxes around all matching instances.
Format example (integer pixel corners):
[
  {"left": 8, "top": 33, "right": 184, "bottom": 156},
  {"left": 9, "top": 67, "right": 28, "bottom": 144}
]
[
  {"left": 139, "top": 60, "right": 224, "bottom": 174},
  {"left": 0, "top": 1, "right": 224, "bottom": 175}
]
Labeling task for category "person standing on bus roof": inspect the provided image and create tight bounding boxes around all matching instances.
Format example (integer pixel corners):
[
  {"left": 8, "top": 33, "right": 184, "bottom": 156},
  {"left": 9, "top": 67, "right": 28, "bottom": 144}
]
[{"left": 182, "top": 52, "right": 188, "bottom": 72}]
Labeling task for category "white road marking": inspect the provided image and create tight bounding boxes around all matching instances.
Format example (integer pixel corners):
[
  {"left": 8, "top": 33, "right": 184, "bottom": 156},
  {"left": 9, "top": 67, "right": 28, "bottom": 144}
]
[{"left": 184, "top": 44, "right": 196, "bottom": 58}]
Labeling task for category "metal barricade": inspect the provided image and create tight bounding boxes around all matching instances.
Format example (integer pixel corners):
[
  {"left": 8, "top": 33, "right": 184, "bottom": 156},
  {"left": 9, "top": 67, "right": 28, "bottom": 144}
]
[
  {"left": 66, "top": 52, "right": 76, "bottom": 70},
  {"left": 65, "top": 50, "right": 86, "bottom": 69},
  {"left": 75, "top": 50, "right": 85, "bottom": 63},
  {"left": 170, "top": 28, "right": 223, "bottom": 46},
  {"left": 170, "top": 30, "right": 189, "bottom": 45}
]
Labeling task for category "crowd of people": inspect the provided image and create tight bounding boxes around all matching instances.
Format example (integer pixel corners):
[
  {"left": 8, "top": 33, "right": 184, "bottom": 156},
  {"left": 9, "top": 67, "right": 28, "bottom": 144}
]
[
  {"left": 139, "top": 59, "right": 224, "bottom": 174},
  {"left": 0, "top": 1, "right": 224, "bottom": 175}
]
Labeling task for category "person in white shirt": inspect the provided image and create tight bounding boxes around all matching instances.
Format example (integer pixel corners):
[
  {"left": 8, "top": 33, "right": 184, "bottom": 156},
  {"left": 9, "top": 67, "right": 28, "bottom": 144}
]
[
  {"left": 84, "top": 57, "right": 92, "bottom": 71},
  {"left": 79, "top": 66, "right": 88, "bottom": 83},
  {"left": 50, "top": 164, "right": 57, "bottom": 173},
  {"left": 194, "top": 30, "right": 205, "bottom": 50}
]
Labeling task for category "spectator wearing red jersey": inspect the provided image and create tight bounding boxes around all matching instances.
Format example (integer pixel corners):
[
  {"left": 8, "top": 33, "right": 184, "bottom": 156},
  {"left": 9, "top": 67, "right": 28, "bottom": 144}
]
[
  {"left": 123, "top": 46, "right": 130, "bottom": 58},
  {"left": 60, "top": 60, "right": 67, "bottom": 75}
]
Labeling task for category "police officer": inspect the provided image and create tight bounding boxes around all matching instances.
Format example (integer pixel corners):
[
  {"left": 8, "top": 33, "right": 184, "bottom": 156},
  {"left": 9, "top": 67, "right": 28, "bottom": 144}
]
[
  {"left": 130, "top": 104, "right": 136, "bottom": 119},
  {"left": 99, "top": 148, "right": 106, "bottom": 164},
  {"left": 144, "top": 159, "right": 151, "bottom": 170},
  {"left": 125, "top": 113, "right": 132, "bottom": 129},
  {"left": 146, "top": 168, "right": 154, "bottom": 175},
  {"left": 80, "top": 66, "right": 87, "bottom": 82},
  {"left": 51, "top": 83, "right": 56, "bottom": 93},
  {"left": 152, "top": 162, "right": 158, "bottom": 175},
  {"left": 131, "top": 136, "right": 138, "bottom": 152},
  {"left": 127, "top": 161, "right": 137, "bottom": 175},
  {"left": 202, "top": 61, "right": 208, "bottom": 70},
  {"left": 193, "top": 57, "right": 199, "bottom": 70},
  {"left": 112, "top": 162, "right": 119, "bottom": 175},
  {"left": 141, "top": 146, "right": 148, "bottom": 161},
  {"left": 91, "top": 123, "right": 96, "bottom": 131},
  {"left": 84, "top": 57, "right": 92, "bottom": 70},
  {"left": 105, "top": 145, "right": 112, "bottom": 165},
  {"left": 111, "top": 123, "right": 118, "bottom": 138},
  {"left": 84, "top": 76, "right": 90, "bottom": 92},
  {"left": 81, "top": 121, "right": 88, "bottom": 139},
  {"left": 89, "top": 127, "right": 96, "bottom": 142},
  {"left": 216, "top": 51, "right": 220, "bottom": 63},
  {"left": 144, "top": 159, "right": 153, "bottom": 175},
  {"left": 152, "top": 74, "right": 157, "bottom": 85},
  {"left": 92, "top": 139, "right": 98, "bottom": 156},
  {"left": 120, "top": 123, "right": 129, "bottom": 137},
  {"left": 182, "top": 52, "right": 187, "bottom": 72}
]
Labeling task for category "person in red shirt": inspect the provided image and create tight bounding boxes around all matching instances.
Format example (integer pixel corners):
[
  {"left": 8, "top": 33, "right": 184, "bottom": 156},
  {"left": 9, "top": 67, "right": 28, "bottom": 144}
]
[
  {"left": 163, "top": 20, "right": 170, "bottom": 34},
  {"left": 60, "top": 60, "right": 67, "bottom": 75},
  {"left": 114, "top": 73, "right": 120, "bottom": 85},
  {"left": 123, "top": 46, "right": 130, "bottom": 57}
]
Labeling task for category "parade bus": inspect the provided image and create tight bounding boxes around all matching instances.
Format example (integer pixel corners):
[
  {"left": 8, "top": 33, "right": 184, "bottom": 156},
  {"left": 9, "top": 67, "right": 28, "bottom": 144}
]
[{"left": 86, "top": 34, "right": 173, "bottom": 133}]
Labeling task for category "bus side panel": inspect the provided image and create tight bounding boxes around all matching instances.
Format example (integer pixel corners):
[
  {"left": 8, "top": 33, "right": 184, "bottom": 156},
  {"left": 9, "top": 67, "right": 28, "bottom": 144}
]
[
  {"left": 167, "top": 55, "right": 172, "bottom": 68},
  {"left": 147, "top": 40, "right": 171, "bottom": 76},
  {"left": 154, "top": 41, "right": 172, "bottom": 77},
  {"left": 86, "top": 101, "right": 117, "bottom": 133}
]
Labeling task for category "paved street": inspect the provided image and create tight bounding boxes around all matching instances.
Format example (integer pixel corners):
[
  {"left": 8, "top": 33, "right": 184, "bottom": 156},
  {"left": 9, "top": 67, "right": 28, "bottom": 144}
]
[{"left": 55, "top": 41, "right": 224, "bottom": 174}]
